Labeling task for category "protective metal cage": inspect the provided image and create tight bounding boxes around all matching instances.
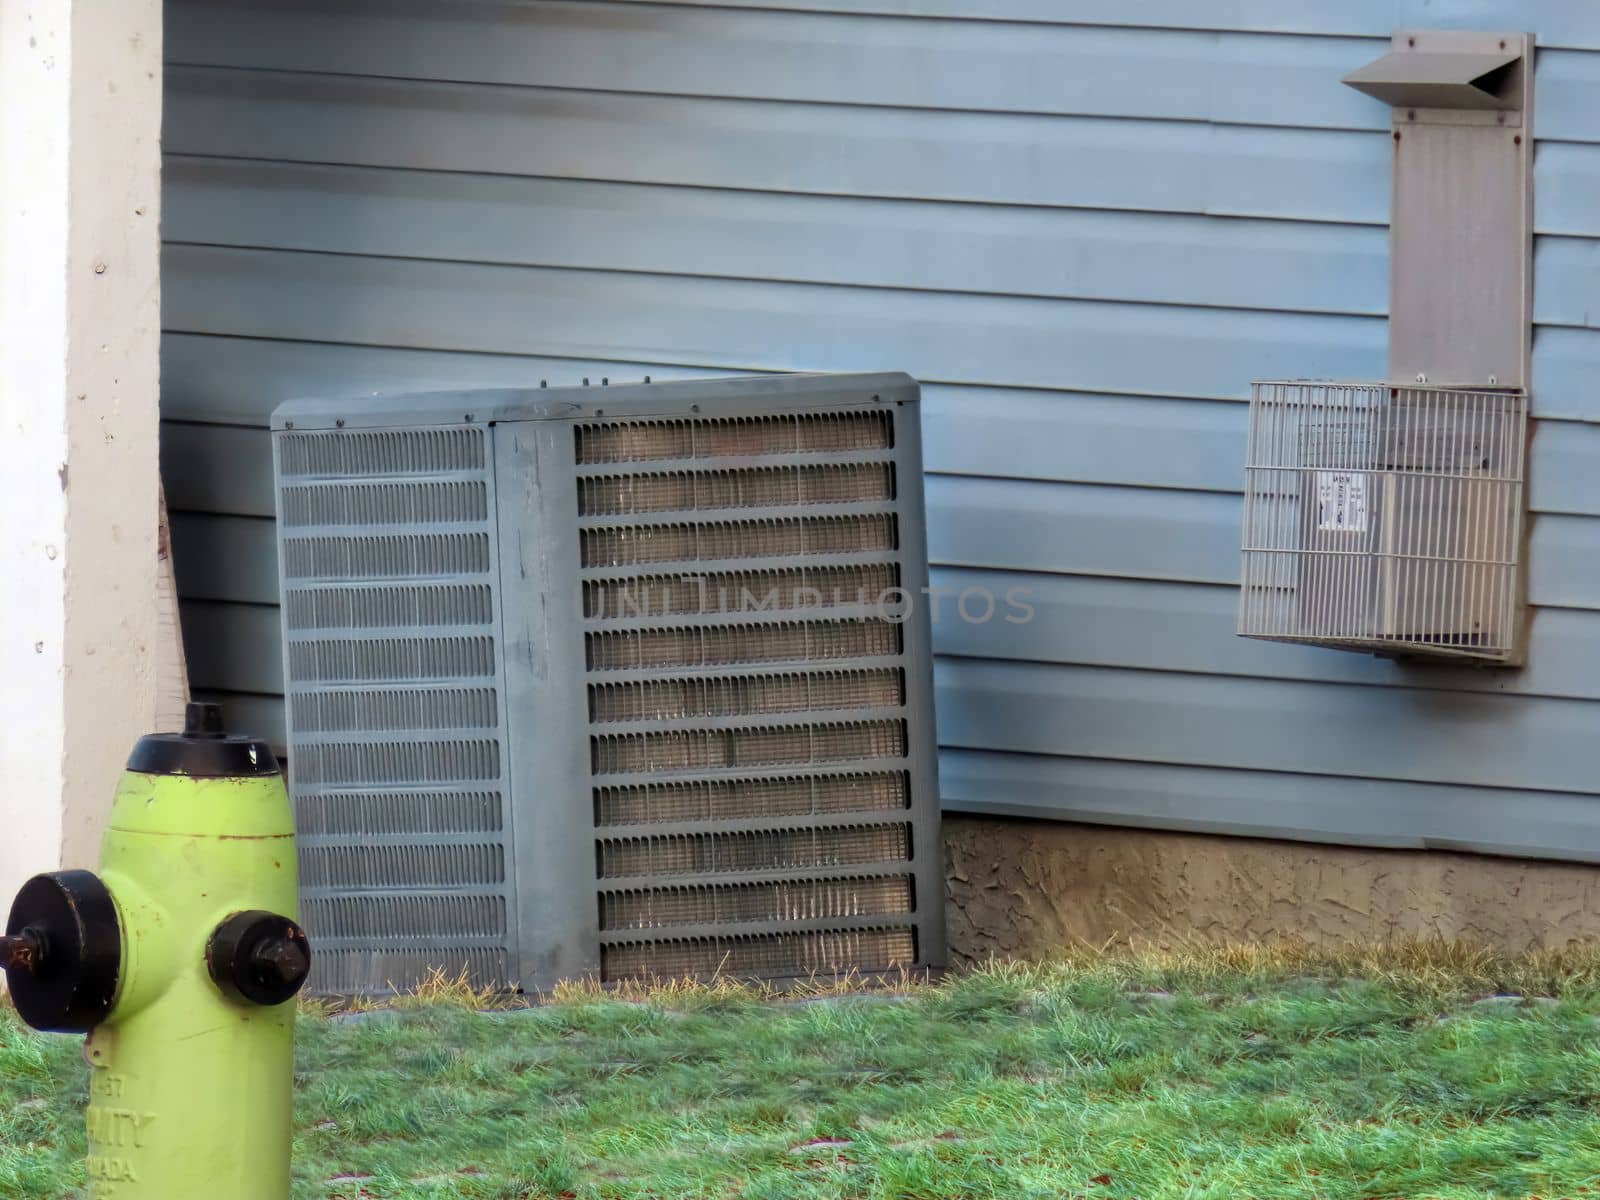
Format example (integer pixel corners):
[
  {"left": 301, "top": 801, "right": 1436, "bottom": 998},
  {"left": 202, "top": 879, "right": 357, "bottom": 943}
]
[{"left": 1239, "top": 380, "right": 1527, "bottom": 662}]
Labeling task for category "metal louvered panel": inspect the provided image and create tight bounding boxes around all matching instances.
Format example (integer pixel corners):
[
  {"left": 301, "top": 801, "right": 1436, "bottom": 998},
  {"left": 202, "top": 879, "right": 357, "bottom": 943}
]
[
  {"left": 302, "top": 893, "right": 509, "bottom": 941},
  {"left": 275, "top": 372, "right": 944, "bottom": 993},
  {"left": 601, "top": 875, "right": 915, "bottom": 931},
  {"left": 294, "top": 738, "right": 501, "bottom": 785},
  {"left": 292, "top": 687, "right": 499, "bottom": 733},
  {"left": 283, "top": 531, "right": 492, "bottom": 579},
  {"left": 275, "top": 423, "right": 515, "bottom": 995},
  {"left": 285, "top": 583, "right": 493, "bottom": 630},
  {"left": 579, "top": 513, "right": 899, "bottom": 568},
  {"left": 601, "top": 927, "right": 917, "bottom": 981},
  {"left": 591, "top": 721, "right": 907, "bottom": 775},
  {"left": 280, "top": 480, "right": 489, "bottom": 527},
  {"left": 586, "top": 619, "right": 903, "bottom": 671},
  {"left": 301, "top": 842, "right": 506, "bottom": 889},
  {"left": 582, "top": 563, "right": 901, "bottom": 619},
  {"left": 286, "top": 636, "right": 496, "bottom": 683},
  {"left": 295, "top": 789, "right": 502, "bottom": 837},
  {"left": 574, "top": 411, "right": 894, "bottom": 464},
  {"left": 598, "top": 823, "right": 912, "bottom": 880},
  {"left": 595, "top": 771, "right": 910, "bottom": 828},
  {"left": 579, "top": 462, "right": 895, "bottom": 516},
  {"left": 311, "top": 948, "right": 510, "bottom": 996},
  {"left": 571, "top": 388, "right": 941, "bottom": 984},
  {"left": 278, "top": 427, "right": 486, "bottom": 476},
  {"left": 590, "top": 669, "right": 905, "bottom": 723}
]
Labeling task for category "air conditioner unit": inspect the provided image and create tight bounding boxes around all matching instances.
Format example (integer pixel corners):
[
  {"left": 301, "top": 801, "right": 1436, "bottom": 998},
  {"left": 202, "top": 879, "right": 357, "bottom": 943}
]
[
  {"left": 272, "top": 373, "right": 946, "bottom": 994},
  {"left": 1239, "top": 381, "right": 1526, "bottom": 661}
]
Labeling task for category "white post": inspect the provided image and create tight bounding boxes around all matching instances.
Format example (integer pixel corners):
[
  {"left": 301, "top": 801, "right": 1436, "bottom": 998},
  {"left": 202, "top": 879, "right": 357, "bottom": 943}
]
[{"left": 0, "top": 0, "right": 162, "bottom": 915}]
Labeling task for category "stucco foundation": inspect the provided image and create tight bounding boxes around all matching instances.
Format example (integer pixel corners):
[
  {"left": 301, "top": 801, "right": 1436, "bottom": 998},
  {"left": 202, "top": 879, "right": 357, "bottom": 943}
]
[{"left": 943, "top": 816, "right": 1600, "bottom": 963}]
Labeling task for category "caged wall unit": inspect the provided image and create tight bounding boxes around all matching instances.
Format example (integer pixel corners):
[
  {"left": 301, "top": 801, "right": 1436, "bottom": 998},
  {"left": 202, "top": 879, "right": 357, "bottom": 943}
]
[
  {"left": 272, "top": 373, "right": 947, "bottom": 994},
  {"left": 1240, "top": 29, "right": 1535, "bottom": 665},
  {"left": 1239, "top": 381, "right": 1527, "bottom": 660}
]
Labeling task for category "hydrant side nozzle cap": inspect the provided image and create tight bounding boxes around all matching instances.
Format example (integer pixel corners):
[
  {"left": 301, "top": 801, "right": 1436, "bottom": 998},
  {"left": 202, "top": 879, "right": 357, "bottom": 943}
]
[
  {"left": 208, "top": 911, "right": 312, "bottom": 1007},
  {"left": 126, "top": 703, "right": 281, "bottom": 778},
  {"left": 4, "top": 871, "right": 121, "bottom": 1034}
]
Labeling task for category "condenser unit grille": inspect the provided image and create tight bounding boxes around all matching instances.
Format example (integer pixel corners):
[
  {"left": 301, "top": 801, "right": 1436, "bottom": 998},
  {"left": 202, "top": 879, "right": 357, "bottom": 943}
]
[
  {"left": 1239, "top": 381, "right": 1527, "bottom": 661},
  {"left": 579, "top": 514, "right": 899, "bottom": 568},
  {"left": 595, "top": 771, "right": 911, "bottom": 827},
  {"left": 591, "top": 721, "right": 907, "bottom": 775},
  {"left": 281, "top": 480, "right": 489, "bottom": 527},
  {"left": 311, "top": 948, "right": 509, "bottom": 997},
  {"left": 283, "top": 532, "right": 492, "bottom": 579},
  {"left": 579, "top": 405, "right": 927, "bottom": 983},
  {"left": 286, "top": 636, "right": 496, "bottom": 683},
  {"left": 276, "top": 425, "right": 515, "bottom": 993},
  {"left": 295, "top": 789, "right": 502, "bottom": 837},
  {"left": 302, "top": 842, "right": 506, "bottom": 889},
  {"left": 582, "top": 564, "right": 901, "bottom": 620},
  {"left": 303, "top": 893, "right": 508, "bottom": 941},
  {"left": 292, "top": 686, "right": 499, "bottom": 733},
  {"left": 601, "top": 927, "right": 917, "bottom": 981},
  {"left": 598, "top": 822, "right": 912, "bottom": 879},
  {"left": 586, "top": 620, "right": 903, "bottom": 671},
  {"left": 278, "top": 427, "right": 485, "bottom": 476},
  {"left": 285, "top": 584, "right": 493, "bottom": 630},
  {"left": 275, "top": 374, "right": 945, "bottom": 994},
  {"left": 601, "top": 875, "right": 915, "bottom": 931},
  {"left": 590, "top": 670, "right": 905, "bottom": 723},
  {"left": 578, "top": 463, "right": 895, "bottom": 515},
  {"left": 575, "top": 412, "right": 894, "bottom": 464}
]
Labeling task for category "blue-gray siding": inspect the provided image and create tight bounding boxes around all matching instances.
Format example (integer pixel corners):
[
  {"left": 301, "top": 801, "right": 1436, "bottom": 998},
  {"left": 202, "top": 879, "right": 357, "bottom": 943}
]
[{"left": 161, "top": 0, "right": 1600, "bottom": 861}]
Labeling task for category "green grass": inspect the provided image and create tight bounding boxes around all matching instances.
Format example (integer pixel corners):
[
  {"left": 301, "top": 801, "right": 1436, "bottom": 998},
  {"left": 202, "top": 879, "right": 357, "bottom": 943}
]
[{"left": 7, "top": 942, "right": 1600, "bottom": 1199}]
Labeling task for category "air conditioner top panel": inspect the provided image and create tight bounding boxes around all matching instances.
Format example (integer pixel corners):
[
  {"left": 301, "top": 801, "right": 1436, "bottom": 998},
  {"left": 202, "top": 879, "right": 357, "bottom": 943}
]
[{"left": 271, "top": 371, "right": 919, "bottom": 432}]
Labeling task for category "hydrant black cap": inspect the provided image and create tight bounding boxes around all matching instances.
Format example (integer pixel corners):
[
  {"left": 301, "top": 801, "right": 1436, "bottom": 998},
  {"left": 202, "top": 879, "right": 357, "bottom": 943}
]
[
  {"left": 126, "top": 702, "right": 280, "bottom": 778},
  {"left": 208, "top": 911, "right": 312, "bottom": 1007},
  {"left": 4, "top": 871, "right": 121, "bottom": 1033}
]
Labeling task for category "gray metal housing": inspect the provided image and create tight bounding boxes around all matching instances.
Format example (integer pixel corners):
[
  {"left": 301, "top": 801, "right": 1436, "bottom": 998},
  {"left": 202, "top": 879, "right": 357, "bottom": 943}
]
[
  {"left": 273, "top": 372, "right": 946, "bottom": 993},
  {"left": 1344, "top": 29, "right": 1534, "bottom": 391}
]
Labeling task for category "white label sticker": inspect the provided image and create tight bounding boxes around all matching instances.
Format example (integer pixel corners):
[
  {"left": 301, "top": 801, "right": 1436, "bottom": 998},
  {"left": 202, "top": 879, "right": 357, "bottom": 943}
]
[{"left": 1316, "top": 471, "right": 1368, "bottom": 533}]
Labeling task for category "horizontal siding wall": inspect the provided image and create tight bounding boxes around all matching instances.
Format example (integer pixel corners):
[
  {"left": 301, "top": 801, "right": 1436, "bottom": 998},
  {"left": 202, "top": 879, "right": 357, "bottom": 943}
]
[{"left": 161, "top": 0, "right": 1600, "bottom": 861}]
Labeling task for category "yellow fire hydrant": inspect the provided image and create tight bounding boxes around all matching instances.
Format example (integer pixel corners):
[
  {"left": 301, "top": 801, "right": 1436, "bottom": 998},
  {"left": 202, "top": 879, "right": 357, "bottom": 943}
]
[{"left": 1, "top": 702, "right": 309, "bottom": 1198}]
